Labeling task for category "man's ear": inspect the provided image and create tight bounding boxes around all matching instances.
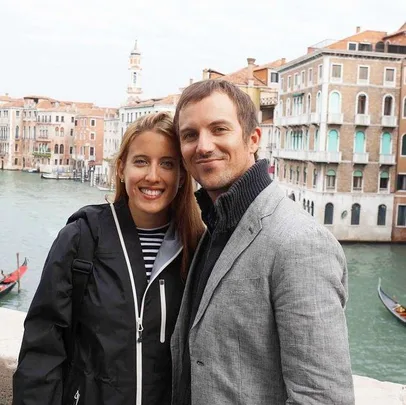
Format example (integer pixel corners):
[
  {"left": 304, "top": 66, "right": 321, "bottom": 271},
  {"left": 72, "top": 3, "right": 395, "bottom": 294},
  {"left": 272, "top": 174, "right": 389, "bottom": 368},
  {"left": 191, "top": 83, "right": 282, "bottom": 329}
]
[{"left": 248, "top": 127, "right": 261, "bottom": 154}]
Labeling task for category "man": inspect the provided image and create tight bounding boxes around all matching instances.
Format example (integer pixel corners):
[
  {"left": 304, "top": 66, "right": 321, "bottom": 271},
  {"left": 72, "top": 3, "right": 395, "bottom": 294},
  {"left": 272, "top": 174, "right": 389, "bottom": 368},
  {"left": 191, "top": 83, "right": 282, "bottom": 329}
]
[{"left": 171, "top": 79, "right": 355, "bottom": 405}]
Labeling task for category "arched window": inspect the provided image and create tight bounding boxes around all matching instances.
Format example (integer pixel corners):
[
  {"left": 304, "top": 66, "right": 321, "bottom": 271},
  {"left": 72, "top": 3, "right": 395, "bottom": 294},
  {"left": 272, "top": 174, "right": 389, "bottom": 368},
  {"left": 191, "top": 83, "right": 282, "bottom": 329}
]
[
  {"left": 328, "top": 130, "right": 338, "bottom": 152},
  {"left": 375, "top": 41, "right": 385, "bottom": 52},
  {"left": 329, "top": 91, "right": 341, "bottom": 113},
  {"left": 403, "top": 98, "right": 406, "bottom": 118},
  {"left": 60, "top": 144, "right": 64, "bottom": 154},
  {"left": 55, "top": 127, "right": 59, "bottom": 136},
  {"left": 316, "top": 92, "right": 321, "bottom": 114},
  {"left": 326, "top": 169, "right": 336, "bottom": 189},
  {"left": 313, "top": 169, "right": 318, "bottom": 187},
  {"left": 60, "top": 128, "right": 64, "bottom": 136},
  {"left": 296, "top": 166, "right": 300, "bottom": 184},
  {"left": 306, "top": 94, "right": 311, "bottom": 113},
  {"left": 353, "top": 170, "right": 363, "bottom": 191},
  {"left": 402, "top": 134, "right": 406, "bottom": 156},
  {"left": 351, "top": 203, "right": 361, "bottom": 225},
  {"left": 383, "top": 95, "right": 394, "bottom": 116},
  {"left": 286, "top": 98, "right": 291, "bottom": 116},
  {"left": 354, "top": 131, "right": 365, "bottom": 153},
  {"left": 381, "top": 132, "right": 391, "bottom": 154},
  {"left": 306, "top": 200, "right": 310, "bottom": 212},
  {"left": 379, "top": 171, "right": 389, "bottom": 190},
  {"left": 54, "top": 144, "right": 59, "bottom": 154},
  {"left": 314, "top": 129, "right": 319, "bottom": 151},
  {"left": 311, "top": 201, "right": 314, "bottom": 216},
  {"left": 15, "top": 126, "right": 19, "bottom": 138},
  {"left": 324, "top": 203, "right": 334, "bottom": 225},
  {"left": 303, "top": 199, "right": 306, "bottom": 209},
  {"left": 377, "top": 205, "right": 387, "bottom": 226},
  {"left": 357, "top": 94, "right": 367, "bottom": 114}
]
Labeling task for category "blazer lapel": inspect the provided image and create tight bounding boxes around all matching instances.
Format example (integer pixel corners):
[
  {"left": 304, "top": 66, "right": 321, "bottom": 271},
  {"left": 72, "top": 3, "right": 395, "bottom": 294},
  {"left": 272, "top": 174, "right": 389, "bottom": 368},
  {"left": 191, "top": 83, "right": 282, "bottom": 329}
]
[
  {"left": 191, "top": 216, "right": 262, "bottom": 329},
  {"left": 113, "top": 199, "right": 147, "bottom": 309}
]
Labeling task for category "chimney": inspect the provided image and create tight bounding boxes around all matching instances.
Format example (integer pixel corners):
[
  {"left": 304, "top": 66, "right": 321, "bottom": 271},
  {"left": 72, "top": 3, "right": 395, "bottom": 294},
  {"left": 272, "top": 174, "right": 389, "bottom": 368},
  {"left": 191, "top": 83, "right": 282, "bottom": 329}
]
[
  {"left": 189, "top": 78, "right": 193, "bottom": 85},
  {"left": 356, "top": 26, "right": 361, "bottom": 34},
  {"left": 247, "top": 57, "right": 256, "bottom": 87},
  {"left": 202, "top": 68, "right": 209, "bottom": 80}
]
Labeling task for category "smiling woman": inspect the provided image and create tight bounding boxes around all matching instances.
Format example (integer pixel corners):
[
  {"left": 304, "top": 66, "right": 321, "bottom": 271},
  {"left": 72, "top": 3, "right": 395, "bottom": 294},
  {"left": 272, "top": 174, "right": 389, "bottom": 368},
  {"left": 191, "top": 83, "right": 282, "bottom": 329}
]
[{"left": 13, "top": 112, "right": 204, "bottom": 405}]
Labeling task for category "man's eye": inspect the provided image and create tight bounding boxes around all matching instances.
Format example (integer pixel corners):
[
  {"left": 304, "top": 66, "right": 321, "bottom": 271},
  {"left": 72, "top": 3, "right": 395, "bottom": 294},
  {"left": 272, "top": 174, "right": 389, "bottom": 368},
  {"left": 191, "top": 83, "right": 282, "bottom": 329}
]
[
  {"left": 181, "top": 132, "right": 196, "bottom": 141},
  {"left": 214, "top": 127, "right": 227, "bottom": 133}
]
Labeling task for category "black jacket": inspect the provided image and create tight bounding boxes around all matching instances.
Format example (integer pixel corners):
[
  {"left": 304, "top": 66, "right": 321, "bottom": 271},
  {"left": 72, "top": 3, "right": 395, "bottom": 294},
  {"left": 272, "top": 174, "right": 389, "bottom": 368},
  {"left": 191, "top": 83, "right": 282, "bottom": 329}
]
[{"left": 13, "top": 199, "right": 184, "bottom": 405}]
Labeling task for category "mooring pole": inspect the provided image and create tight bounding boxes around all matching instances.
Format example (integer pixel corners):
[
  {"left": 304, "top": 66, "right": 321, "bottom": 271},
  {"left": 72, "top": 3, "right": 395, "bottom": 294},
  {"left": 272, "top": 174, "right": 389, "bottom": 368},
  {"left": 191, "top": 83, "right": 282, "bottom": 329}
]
[{"left": 16, "top": 252, "right": 21, "bottom": 293}]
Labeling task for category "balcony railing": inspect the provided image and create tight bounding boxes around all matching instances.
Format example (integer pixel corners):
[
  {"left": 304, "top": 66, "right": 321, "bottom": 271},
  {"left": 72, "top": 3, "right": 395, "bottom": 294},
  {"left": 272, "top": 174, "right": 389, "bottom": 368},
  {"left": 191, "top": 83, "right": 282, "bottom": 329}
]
[
  {"left": 272, "top": 149, "right": 308, "bottom": 161},
  {"left": 353, "top": 152, "right": 369, "bottom": 164},
  {"left": 379, "top": 154, "right": 396, "bottom": 165},
  {"left": 307, "top": 150, "right": 342, "bottom": 163},
  {"left": 355, "top": 114, "right": 370, "bottom": 126},
  {"left": 274, "top": 117, "right": 287, "bottom": 126},
  {"left": 260, "top": 91, "right": 278, "bottom": 106},
  {"left": 381, "top": 116, "right": 398, "bottom": 127},
  {"left": 309, "top": 113, "right": 321, "bottom": 124},
  {"left": 327, "top": 113, "right": 344, "bottom": 125},
  {"left": 33, "top": 150, "right": 51, "bottom": 158}
]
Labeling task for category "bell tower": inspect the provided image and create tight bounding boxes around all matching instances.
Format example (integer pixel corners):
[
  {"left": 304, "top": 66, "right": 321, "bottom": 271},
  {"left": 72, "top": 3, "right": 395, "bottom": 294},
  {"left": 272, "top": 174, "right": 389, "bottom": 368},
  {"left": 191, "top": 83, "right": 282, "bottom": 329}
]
[{"left": 127, "top": 40, "right": 142, "bottom": 97}]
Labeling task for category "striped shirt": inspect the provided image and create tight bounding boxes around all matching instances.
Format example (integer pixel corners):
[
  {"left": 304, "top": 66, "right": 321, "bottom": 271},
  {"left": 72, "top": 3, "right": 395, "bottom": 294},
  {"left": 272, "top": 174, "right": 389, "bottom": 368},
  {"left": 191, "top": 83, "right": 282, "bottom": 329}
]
[{"left": 137, "top": 224, "right": 170, "bottom": 282}]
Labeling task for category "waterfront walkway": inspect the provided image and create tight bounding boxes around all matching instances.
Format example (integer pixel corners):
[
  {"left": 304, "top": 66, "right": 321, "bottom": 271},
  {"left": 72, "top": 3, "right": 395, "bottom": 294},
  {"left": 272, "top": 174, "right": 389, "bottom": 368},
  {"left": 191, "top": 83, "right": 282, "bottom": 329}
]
[{"left": 0, "top": 307, "right": 405, "bottom": 404}]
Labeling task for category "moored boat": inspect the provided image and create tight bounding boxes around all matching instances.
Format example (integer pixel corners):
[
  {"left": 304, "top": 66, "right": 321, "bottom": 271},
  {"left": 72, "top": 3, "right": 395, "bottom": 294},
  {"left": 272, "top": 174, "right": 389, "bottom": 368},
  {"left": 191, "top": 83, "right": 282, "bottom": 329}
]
[
  {"left": 0, "top": 258, "right": 28, "bottom": 298},
  {"left": 377, "top": 278, "right": 406, "bottom": 325},
  {"left": 41, "top": 173, "right": 73, "bottom": 180}
]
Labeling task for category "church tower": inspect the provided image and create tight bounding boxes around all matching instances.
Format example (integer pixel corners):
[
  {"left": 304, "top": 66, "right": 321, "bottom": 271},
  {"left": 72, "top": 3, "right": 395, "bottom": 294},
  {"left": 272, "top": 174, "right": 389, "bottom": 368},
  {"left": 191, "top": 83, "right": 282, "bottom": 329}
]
[{"left": 127, "top": 40, "right": 142, "bottom": 97}]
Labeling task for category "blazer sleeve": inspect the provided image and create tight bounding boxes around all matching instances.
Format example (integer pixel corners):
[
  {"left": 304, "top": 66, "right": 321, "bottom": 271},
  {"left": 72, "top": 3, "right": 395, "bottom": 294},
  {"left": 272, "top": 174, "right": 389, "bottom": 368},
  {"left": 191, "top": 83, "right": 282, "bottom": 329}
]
[
  {"left": 12, "top": 221, "right": 80, "bottom": 405},
  {"left": 272, "top": 222, "right": 355, "bottom": 405}
]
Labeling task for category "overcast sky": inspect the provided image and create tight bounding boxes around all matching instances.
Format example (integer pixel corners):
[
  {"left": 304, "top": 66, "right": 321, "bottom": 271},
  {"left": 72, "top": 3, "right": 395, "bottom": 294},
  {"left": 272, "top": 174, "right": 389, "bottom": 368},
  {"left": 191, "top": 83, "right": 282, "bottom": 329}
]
[{"left": 1, "top": 0, "right": 405, "bottom": 107}]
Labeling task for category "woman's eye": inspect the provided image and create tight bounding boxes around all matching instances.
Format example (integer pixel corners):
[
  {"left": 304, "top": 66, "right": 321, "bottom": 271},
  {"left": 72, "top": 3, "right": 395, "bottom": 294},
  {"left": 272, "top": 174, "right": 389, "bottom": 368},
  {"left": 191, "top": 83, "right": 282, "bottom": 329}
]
[
  {"left": 134, "top": 159, "right": 147, "bottom": 166},
  {"left": 161, "top": 161, "right": 174, "bottom": 169}
]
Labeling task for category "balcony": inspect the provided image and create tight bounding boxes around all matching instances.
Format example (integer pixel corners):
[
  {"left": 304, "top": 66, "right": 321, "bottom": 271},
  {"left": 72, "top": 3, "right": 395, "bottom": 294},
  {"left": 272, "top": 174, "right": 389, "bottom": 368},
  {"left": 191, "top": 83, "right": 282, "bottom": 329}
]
[
  {"left": 274, "top": 117, "right": 287, "bottom": 127},
  {"left": 381, "top": 116, "right": 398, "bottom": 127},
  {"left": 379, "top": 154, "right": 396, "bottom": 165},
  {"left": 327, "top": 113, "right": 344, "bottom": 125},
  {"left": 307, "top": 150, "right": 342, "bottom": 163},
  {"left": 355, "top": 114, "right": 370, "bottom": 126},
  {"left": 33, "top": 150, "right": 51, "bottom": 158},
  {"left": 309, "top": 113, "right": 321, "bottom": 124},
  {"left": 260, "top": 91, "right": 278, "bottom": 106},
  {"left": 72, "top": 154, "right": 85, "bottom": 160},
  {"left": 353, "top": 152, "right": 369, "bottom": 164},
  {"left": 285, "top": 115, "right": 308, "bottom": 126},
  {"left": 37, "top": 135, "right": 51, "bottom": 142},
  {"left": 272, "top": 149, "right": 308, "bottom": 161}
]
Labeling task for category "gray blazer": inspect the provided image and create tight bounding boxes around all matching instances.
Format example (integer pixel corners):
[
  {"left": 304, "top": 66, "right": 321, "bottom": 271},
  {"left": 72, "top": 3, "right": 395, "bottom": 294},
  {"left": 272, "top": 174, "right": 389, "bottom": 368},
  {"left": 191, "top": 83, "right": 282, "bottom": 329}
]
[{"left": 171, "top": 182, "right": 355, "bottom": 405}]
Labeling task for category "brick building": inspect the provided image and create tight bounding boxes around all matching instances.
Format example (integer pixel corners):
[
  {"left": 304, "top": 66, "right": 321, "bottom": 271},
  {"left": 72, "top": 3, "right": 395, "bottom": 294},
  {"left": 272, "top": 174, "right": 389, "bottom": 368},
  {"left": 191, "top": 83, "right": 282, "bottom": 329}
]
[{"left": 273, "top": 24, "right": 406, "bottom": 241}]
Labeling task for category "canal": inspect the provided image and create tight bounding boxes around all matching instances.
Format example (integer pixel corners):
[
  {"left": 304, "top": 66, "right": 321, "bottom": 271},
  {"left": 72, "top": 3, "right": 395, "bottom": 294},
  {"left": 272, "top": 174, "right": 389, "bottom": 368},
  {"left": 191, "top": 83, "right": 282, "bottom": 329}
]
[{"left": 1, "top": 170, "right": 405, "bottom": 384}]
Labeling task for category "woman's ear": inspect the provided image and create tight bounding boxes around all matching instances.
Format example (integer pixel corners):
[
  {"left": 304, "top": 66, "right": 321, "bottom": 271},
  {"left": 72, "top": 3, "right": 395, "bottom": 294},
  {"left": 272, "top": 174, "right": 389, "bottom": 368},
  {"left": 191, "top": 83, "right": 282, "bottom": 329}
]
[
  {"left": 179, "top": 170, "right": 185, "bottom": 189},
  {"left": 118, "top": 159, "right": 124, "bottom": 180}
]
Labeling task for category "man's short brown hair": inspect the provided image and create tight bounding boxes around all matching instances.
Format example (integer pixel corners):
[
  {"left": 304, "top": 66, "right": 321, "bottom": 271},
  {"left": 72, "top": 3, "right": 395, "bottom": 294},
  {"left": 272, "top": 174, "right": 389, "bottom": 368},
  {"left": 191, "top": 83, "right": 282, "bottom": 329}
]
[{"left": 174, "top": 79, "right": 259, "bottom": 143}]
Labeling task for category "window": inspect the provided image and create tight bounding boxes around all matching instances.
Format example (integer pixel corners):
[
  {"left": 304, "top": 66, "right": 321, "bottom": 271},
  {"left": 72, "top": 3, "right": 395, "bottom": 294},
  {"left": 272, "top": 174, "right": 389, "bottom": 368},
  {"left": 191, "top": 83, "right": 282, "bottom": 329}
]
[
  {"left": 90, "top": 132, "right": 95, "bottom": 140},
  {"left": 71, "top": 117, "right": 74, "bottom": 123},
  {"left": 303, "top": 167, "right": 307, "bottom": 184},
  {"left": 353, "top": 170, "right": 363, "bottom": 191},
  {"left": 351, "top": 203, "right": 361, "bottom": 225},
  {"left": 55, "top": 128, "right": 59, "bottom": 137},
  {"left": 348, "top": 42, "right": 357, "bottom": 51},
  {"left": 397, "top": 174, "right": 406, "bottom": 190},
  {"left": 56, "top": 116, "right": 59, "bottom": 122},
  {"left": 358, "top": 66, "right": 369, "bottom": 83},
  {"left": 66, "top": 159, "right": 69, "bottom": 165},
  {"left": 60, "top": 144, "right": 64, "bottom": 154},
  {"left": 324, "top": 203, "right": 334, "bottom": 225},
  {"left": 16, "top": 111, "right": 20, "bottom": 117},
  {"left": 313, "top": 169, "right": 318, "bottom": 188},
  {"left": 359, "top": 43, "right": 372, "bottom": 51},
  {"left": 90, "top": 147, "right": 95, "bottom": 156},
  {"left": 357, "top": 94, "right": 367, "bottom": 114},
  {"left": 402, "top": 135, "right": 406, "bottom": 156},
  {"left": 384, "top": 68, "right": 395, "bottom": 84},
  {"left": 54, "top": 144, "right": 59, "bottom": 154},
  {"left": 287, "top": 76, "right": 291, "bottom": 90},
  {"left": 55, "top": 159, "right": 58, "bottom": 165},
  {"left": 60, "top": 128, "right": 64, "bottom": 136},
  {"left": 327, "top": 130, "right": 338, "bottom": 152},
  {"left": 403, "top": 98, "right": 406, "bottom": 118},
  {"left": 381, "top": 132, "right": 391, "bottom": 154},
  {"left": 74, "top": 120, "right": 78, "bottom": 126},
  {"left": 397, "top": 205, "right": 406, "bottom": 226},
  {"left": 70, "top": 129, "right": 74, "bottom": 136},
  {"left": 316, "top": 91, "right": 321, "bottom": 114},
  {"left": 69, "top": 146, "right": 73, "bottom": 154},
  {"left": 14, "top": 158, "right": 18, "bottom": 165},
  {"left": 331, "top": 64, "right": 342, "bottom": 80},
  {"left": 90, "top": 119, "right": 96, "bottom": 127},
  {"left": 301, "top": 71, "right": 305, "bottom": 87},
  {"left": 61, "top": 116, "right": 64, "bottom": 122},
  {"left": 306, "top": 94, "right": 311, "bottom": 113},
  {"left": 308, "top": 68, "right": 313, "bottom": 84},
  {"left": 354, "top": 131, "right": 365, "bottom": 153},
  {"left": 15, "top": 126, "right": 19, "bottom": 139},
  {"left": 270, "top": 72, "right": 278, "bottom": 83},
  {"left": 294, "top": 73, "right": 299, "bottom": 87},
  {"left": 329, "top": 92, "right": 341, "bottom": 113},
  {"left": 380, "top": 171, "right": 389, "bottom": 190},
  {"left": 326, "top": 169, "right": 336, "bottom": 189},
  {"left": 296, "top": 166, "right": 300, "bottom": 184},
  {"left": 383, "top": 95, "right": 394, "bottom": 116},
  {"left": 314, "top": 129, "right": 319, "bottom": 151},
  {"left": 281, "top": 78, "right": 284, "bottom": 92},
  {"left": 318, "top": 65, "right": 323, "bottom": 82},
  {"left": 377, "top": 205, "right": 387, "bottom": 226}
]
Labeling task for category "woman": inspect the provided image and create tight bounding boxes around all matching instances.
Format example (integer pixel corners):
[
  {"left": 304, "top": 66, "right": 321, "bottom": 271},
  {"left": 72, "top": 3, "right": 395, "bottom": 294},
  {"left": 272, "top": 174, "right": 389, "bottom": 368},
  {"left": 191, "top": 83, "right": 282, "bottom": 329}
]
[{"left": 13, "top": 112, "right": 204, "bottom": 405}]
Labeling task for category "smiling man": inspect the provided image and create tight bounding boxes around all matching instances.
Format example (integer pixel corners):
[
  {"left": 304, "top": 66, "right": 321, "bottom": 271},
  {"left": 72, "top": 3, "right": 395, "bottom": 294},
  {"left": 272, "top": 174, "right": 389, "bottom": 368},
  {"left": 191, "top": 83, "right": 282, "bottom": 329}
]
[{"left": 171, "top": 80, "right": 355, "bottom": 405}]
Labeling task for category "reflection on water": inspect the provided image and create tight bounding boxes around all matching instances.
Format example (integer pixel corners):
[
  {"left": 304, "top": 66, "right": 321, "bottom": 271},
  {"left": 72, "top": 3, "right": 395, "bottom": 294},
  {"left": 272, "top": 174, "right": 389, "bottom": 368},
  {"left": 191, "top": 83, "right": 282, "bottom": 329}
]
[{"left": 1, "top": 171, "right": 405, "bottom": 384}]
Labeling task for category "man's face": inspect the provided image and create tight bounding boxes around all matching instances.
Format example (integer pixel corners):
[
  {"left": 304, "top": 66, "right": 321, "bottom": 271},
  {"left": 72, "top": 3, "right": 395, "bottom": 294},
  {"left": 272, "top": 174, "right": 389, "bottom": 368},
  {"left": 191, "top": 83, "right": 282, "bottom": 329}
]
[{"left": 178, "top": 92, "right": 260, "bottom": 201}]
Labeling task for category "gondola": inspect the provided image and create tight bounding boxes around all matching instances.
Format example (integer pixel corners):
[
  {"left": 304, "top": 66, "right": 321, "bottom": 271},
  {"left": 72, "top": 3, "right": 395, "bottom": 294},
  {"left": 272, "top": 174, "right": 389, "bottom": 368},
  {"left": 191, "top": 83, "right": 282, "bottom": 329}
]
[
  {"left": 377, "top": 278, "right": 406, "bottom": 325},
  {"left": 0, "top": 258, "right": 28, "bottom": 298}
]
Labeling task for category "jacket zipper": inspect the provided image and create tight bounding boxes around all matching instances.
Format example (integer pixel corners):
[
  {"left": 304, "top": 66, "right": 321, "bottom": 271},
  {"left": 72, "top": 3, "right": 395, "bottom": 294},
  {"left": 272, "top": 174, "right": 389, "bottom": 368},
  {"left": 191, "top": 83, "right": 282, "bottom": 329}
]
[
  {"left": 159, "top": 279, "right": 166, "bottom": 343},
  {"left": 110, "top": 203, "right": 181, "bottom": 405},
  {"left": 73, "top": 389, "right": 80, "bottom": 405}
]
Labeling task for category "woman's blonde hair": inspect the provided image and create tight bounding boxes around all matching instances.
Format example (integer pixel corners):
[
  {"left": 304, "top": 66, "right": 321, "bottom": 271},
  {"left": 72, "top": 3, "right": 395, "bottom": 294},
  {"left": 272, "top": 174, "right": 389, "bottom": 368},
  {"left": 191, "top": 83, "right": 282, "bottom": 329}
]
[{"left": 114, "top": 111, "right": 204, "bottom": 279}]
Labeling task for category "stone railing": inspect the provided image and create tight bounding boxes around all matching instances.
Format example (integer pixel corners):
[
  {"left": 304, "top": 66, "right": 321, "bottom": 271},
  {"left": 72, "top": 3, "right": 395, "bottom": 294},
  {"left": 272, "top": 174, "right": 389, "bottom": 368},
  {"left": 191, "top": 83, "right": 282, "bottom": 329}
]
[{"left": 0, "top": 307, "right": 405, "bottom": 404}]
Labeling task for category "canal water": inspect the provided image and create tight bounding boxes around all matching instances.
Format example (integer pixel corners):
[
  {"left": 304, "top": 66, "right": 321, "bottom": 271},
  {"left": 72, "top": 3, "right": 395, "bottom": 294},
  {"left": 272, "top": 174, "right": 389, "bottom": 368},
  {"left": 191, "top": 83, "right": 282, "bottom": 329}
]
[{"left": 1, "top": 170, "right": 405, "bottom": 384}]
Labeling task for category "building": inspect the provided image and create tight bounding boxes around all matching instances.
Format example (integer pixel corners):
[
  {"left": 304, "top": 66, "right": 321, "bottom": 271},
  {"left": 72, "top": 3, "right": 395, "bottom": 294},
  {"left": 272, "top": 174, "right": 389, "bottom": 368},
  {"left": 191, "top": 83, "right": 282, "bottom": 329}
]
[{"left": 273, "top": 24, "right": 406, "bottom": 241}]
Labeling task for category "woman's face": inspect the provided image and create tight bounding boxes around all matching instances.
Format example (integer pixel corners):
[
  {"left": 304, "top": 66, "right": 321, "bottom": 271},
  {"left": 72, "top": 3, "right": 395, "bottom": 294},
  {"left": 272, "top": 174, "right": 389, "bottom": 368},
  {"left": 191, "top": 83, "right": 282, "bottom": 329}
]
[{"left": 120, "top": 130, "right": 183, "bottom": 229}]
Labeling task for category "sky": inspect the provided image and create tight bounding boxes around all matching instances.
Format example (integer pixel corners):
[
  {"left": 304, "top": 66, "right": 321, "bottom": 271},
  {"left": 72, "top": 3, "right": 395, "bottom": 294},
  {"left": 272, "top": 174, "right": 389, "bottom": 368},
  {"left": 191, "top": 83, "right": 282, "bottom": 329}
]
[{"left": 0, "top": 0, "right": 405, "bottom": 108}]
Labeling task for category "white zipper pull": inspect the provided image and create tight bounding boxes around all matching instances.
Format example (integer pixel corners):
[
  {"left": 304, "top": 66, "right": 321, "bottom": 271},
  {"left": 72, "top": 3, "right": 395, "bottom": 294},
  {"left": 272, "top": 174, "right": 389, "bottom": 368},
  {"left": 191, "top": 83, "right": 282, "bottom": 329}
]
[
  {"left": 74, "top": 389, "right": 80, "bottom": 405},
  {"left": 137, "top": 319, "right": 144, "bottom": 342}
]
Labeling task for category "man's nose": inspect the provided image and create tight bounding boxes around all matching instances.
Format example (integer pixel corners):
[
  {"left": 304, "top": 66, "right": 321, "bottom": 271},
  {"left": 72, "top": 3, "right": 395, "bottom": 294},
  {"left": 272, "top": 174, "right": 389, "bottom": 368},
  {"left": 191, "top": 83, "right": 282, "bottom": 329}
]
[{"left": 196, "top": 131, "right": 215, "bottom": 155}]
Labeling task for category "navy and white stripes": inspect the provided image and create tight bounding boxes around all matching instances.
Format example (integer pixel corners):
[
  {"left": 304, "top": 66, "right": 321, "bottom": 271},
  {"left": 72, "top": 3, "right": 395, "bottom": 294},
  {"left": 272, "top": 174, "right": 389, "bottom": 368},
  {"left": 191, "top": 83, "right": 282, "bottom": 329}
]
[{"left": 137, "top": 224, "right": 169, "bottom": 282}]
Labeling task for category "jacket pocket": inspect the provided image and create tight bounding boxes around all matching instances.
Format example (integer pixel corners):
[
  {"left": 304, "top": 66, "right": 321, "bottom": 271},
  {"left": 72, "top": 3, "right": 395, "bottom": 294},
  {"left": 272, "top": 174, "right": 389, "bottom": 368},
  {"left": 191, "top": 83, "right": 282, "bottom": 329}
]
[{"left": 159, "top": 279, "right": 166, "bottom": 343}]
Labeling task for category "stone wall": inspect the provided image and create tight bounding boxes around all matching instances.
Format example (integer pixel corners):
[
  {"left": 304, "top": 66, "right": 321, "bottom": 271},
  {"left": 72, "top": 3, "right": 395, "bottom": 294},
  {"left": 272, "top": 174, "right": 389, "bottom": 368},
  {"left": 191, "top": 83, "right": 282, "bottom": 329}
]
[{"left": 1, "top": 307, "right": 405, "bottom": 404}]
